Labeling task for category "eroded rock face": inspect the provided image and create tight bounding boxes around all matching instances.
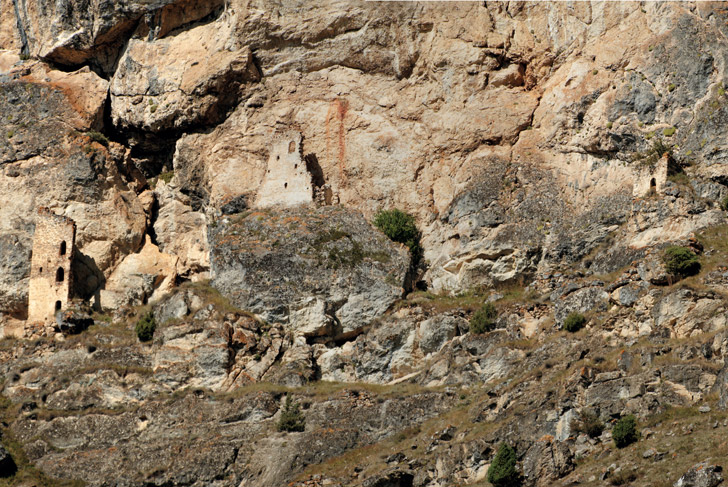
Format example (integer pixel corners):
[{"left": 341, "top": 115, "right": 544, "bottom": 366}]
[
  {"left": 110, "top": 25, "right": 259, "bottom": 137},
  {"left": 152, "top": 181, "right": 209, "bottom": 279},
  {"left": 0, "top": 57, "right": 149, "bottom": 318},
  {"left": 99, "top": 235, "right": 177, "bottom": 310},
  {"left": 1, "top": 0, "right": 225, "bottom": 73},
  {"left": 0, "top": 233, "right": 30, "bottom": 318},
  {"left": 522, "top": 440, "right": 574, "bottom": 487},
  {"left": 210, "top": 206, "right": 410, "bottom": 339}
]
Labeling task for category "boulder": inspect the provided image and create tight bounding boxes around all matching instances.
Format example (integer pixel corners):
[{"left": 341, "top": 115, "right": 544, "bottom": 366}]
[
  {"left": 418, "top": 315, "right": 464, "bottom": 355},
  {"left": 489, "top": 63, "right": 525, "bottom": 88},
  {"left": 674, "top": 462, "right": 723, "bottom": 487},
  {"left": 210, "top": 206, "right": 409, "bottom": 339},
  {"left": 522, "top": 439, "right": 574, "bottom": 487},
  {"left": 99, "top": 235, "right": 178, "bottom": 310},
  {"left": 153, "top": 181, "right": 209, "bottom": 279},
  {"left": 55, "top": 310, "right": 94, "bottom": 335}
]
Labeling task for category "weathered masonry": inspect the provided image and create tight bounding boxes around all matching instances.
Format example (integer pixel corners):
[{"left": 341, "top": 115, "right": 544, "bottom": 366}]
[
  {"left": 27, "top": 208, "right": 76, "bottom": 323},
  {"left": 256, "top": 130, "right": 314, "bottom": 208}
]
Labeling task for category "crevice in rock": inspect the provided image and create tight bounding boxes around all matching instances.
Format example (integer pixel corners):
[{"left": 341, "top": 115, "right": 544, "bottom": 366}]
[
  {"left": 11, "top": 0, "right": 29, "bottom": 57},
  {"left": 157, "top": 4, "right": 226, "bottom": 40}
]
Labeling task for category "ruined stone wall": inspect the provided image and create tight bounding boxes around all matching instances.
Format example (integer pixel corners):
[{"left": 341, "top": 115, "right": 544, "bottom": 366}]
[
  {"left": 633, "top": 154, "right": 669, "bottom": 198},
  {"left": 255, "top": 131, "right": 314, "bottom": 208},
  {"left": 27, "top": 208, "right": 75, "bottom": 323}
]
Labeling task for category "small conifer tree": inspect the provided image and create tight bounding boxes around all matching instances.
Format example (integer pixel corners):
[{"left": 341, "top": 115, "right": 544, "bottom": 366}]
[
  {"left": 487, "top": 442, "right": 518, "bottom": 487},
  {"left": 613, "top": 415, "right": 639, "bottom": 448},
  {"left": 277, "top": 394, "right": 305, "bottom": 433},
  {"left": 135, "top": 311, "right": 156, "bottom": 342}
]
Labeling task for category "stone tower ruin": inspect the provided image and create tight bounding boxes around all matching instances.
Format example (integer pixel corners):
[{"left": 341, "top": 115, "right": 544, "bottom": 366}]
[
  {"left": 256, "top": 131, "right": 314, "bottom": 208},
  {"left": 27, "top": 208, "right": 76, "bottom": 323}
]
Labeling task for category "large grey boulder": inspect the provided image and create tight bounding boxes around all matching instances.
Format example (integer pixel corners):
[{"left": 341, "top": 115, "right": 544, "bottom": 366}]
[
  {"left": 674, "top": 462, "right": 723, "bottom": 487},
  {"left": 210, "top": 206, "right": 410, "bottom": 340},
  {"left": 522, "top": 440, "right": 574, "bottom": 487}
]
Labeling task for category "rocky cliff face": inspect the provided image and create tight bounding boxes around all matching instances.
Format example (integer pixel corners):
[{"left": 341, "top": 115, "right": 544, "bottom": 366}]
[{"left": 2, "top": 1, "right": 728, "bottom": 486}]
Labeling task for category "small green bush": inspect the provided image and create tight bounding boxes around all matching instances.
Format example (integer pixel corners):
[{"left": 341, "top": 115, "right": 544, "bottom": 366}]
[
  {"left": 158, "top": 171, "right": 174, "bottom": 184},
  {"left": 613, "top": 414, "right": 639, "bottom": 448},
  {"left": 135, "top": 311, "right": 156, "bottom": 342},
  {"left": 563, "top": 312, "right": 586, "bottom": 332},
  {"left": 572, "top": 409, "right": 604, "bottom": 438},
  {"left": 277, "top": 394, "right": 305, "bottom": 432},
  {"left": 721, "top": 195, "right": 728, "bottom": 212},
  {"left": 487, "top": 442, "right": 518, "bottom": 487},
  {"left": 86, "top": 130, "right": 109, "bottom": 147},
  {"left": 470, "top": 302, "right": 497, "bottom": 334},
  {"left": 373, "top": 209, "right": 422, "bottom": 266},
  {"left": 662, "top": 246, "right": 700, "bottom": 277}
]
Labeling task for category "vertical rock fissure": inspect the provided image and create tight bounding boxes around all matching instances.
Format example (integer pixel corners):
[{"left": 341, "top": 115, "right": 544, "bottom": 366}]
[{"left": 11, "top": 0, "right": 29, "bottom": 57}]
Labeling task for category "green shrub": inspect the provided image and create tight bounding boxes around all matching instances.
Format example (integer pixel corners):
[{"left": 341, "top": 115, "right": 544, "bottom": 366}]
[
  {"left": 158, "top": 171, "right": 174, "bottom": 184},
  {"left": 563, "top": 312, "right": 586, "bottom": 332},
  {"left": 469, "top": 302, "right": 497, "bottom": 334},
  {"left": 86, "top": 130, "right": 109, "bottom": 147},
  {"left": 662, "top": 246, "right": 700, "bottom": 277},
  {"left": 721, "top": 195, "right": 728, "bottom": 212},
  {"left": 487, "top": 442, "right": 518, "bottom": 487},
  {"left": 613, "top": 415, "right": 639, "bottom": 448},
  {"left": 572, "top": 409, "right": 604, "bottom": 438},
  {"left": 277, "top": 394, "right": 305, "bottom": 432},
  {"left": 135, "top": 311, "right": 156, "bottom": 342},
  {"left": 373, "top": 209, "right": 422, "bottom": 266}
]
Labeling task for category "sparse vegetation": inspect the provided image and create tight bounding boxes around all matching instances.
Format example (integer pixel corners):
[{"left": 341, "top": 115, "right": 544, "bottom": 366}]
[
  {"left": 662, "top": 246, "right": 700, "bottom": 277},
  {"left": 277, "top": 394, "right": 305, "bottom": 432},
  {"left": 86, "top": 130, "right": 109, "bottom": 147},
  {"left": 721, "top": 195, "right": 728, "bottom": 212},
  {"left": 563, "top": 312, "right": 586, "bottom": 332},
  {"left": 487, "top": 442, "right": 518, "bottom": 487},
  {"left": 613, "top": 414, "right": 639, "bottom": 448},
  {"left": 632, "top": 138, "right": 672, "bottom": 166},
  {"left": 667, "top": 171, "right": 690, "bottom": 186},
  {"left": 373, "top": 209, "right": 422, "bottom": 266},
  {"left": 158, "top": 171, "right": 174, "bottom": 184},
  {"left": 572, "top": 409, "right": 604, "bottom": 438},
  {"left": 469, "top": 302, "right": 497, "bottom": 334},
  {"left": 135, "top": 311, "right": 156, "bottom": 342},
  {"left": 663, "top": 126, "right": 676, "bottom": 137}
]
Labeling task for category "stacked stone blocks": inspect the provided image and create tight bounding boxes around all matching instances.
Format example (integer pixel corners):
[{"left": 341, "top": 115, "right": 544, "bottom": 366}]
[{"left": 27, "top": 208, "right": 76, "bottom": 323}]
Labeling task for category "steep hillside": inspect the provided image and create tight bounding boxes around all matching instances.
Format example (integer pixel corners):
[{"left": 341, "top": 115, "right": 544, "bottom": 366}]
[{"left": 1, "top": 1, "right": 728, "bottom": 486}]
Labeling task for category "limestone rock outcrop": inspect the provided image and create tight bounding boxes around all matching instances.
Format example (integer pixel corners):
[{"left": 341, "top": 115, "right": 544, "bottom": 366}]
[
  {"left": 4, "top": 1, "right": 728, "bottom": 486},
  {"left": 210, "top": 206, "right": 410, "bottom": 339}
]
